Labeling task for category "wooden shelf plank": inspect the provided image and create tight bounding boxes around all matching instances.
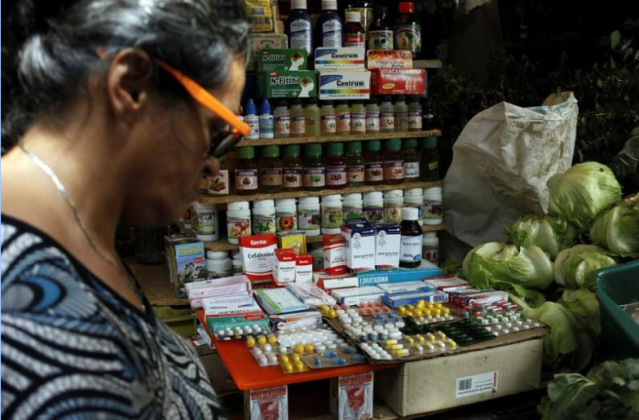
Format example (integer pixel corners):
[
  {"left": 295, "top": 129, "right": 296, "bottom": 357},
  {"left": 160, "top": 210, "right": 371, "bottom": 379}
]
[
  {"left": 235, "top": 130, "right": 441, "bottom": 147},
  {"left": 129, "top": 260, "right": 189, "bottom": 306},
  {"left": 198, "top": 180, "right": 443, "bottom": 205}
]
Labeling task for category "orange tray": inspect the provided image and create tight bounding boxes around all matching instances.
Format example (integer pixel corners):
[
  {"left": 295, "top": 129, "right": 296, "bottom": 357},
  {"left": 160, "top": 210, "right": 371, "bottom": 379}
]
[{"left": 197, "top": 310, "right": 396, "bottom": 390}]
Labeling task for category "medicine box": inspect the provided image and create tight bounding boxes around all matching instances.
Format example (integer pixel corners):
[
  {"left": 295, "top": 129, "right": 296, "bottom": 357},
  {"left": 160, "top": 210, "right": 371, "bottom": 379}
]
[
  {"left": 323, "top": 234, "right": 347, "bottom": 276},
  {"left": 357, "top": 266, "right": 444, "bottom": 287},
  {"left": 239, "top": 234, "right": 277, "bottom": 284},
  {"left": 285, "top": 282, "right": 337, "bottom": 307},
  {"left": 245, "top": 385, "right": 288, "bottom": 420},
  {"left": 254, "top": 288, "right": 309, "bottom": 315},
  {"left": 449, "top": 290, "right": 509, "bottom": 307},
  {"left": 314, "top": 47, "right": 366, "bottom": 70},
  {"left": 423, "top": 276, "right": 471, "bottom": 292},
  {"left": 331, "top": 286, "right": 385, "bottom": 306},
  {"left": 202, "top": 295, "right": 269, "bottom": 332},
  {"left": 257, "top": 49, "right": 308, "bottom": 71},
  {"left": 164, "top": 235, "right": 207, "bottom": 297},
  {"left": 269, "top": 311, "right": 323, "bottom": 332},
  {"left": 247, "top": 33, "right": 288, "bottom": 70},
  {"left": 366, "top": 50, "right": 413, "bottom": 69},
  {"left": 277, "top": 231, "right": 307, "bottom": 255},
  {"left": 186, "top": 275, "right": 252, "bottom": 302},
  {"left": 295, "top": 255, "right": 313, "bottom": 283},
  {"left": 313, "top": 271, "right": 359, "bottom": 291},
  {"left": 374, "top": 222, "right": 401, "bottom": 269},
  {"left": 318, "top": 71, "right": 371, "bottom": 100},
  {"left": 330, "top": 372, "right": 374, "bottom": 420},
  {"left": 341, "top": 219, "right": 376, "bottom": 273},
  {"left": 370, "top": 68, "right": 425, "bottom": 95},
  {"left": 377, "top": 281, "right": 432, "bottom": 295},
  {"left": 257, "top": 70, "right": 318, "bottom": 98},
  {"left": 382, "top": 291, "right": 448, "bottom": 309},
  {"left": 273, "top": 248, "right": 297, "bottom": 285},
  {"left": 245, "top": 0, "right": 277, "bottom": 33}
]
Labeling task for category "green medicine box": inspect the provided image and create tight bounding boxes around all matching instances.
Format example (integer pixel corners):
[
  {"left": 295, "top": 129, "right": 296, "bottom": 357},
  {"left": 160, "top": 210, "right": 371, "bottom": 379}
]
[
  {"left": 257, "top": 70, "right": 318, "bottom": 98},
  {"left": 257, "top": 49, "right": 308, "bottom": 71}
]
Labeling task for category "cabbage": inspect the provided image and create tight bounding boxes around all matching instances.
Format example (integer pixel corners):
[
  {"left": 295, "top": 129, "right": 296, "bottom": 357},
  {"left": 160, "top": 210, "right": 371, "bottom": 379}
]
[
  {"left": 462, "top": 242, "right": 555, "bottom": 294},
  {"left": 590, "top": 194, "right": 639, "bottom": 257},
  {"left": 525, "top": 302, "right": 580, "bottom": 369},
  {"left": 555, "top": 245, "right": 616, "bottom": 291},
  {"left": 547, "top": 162, "right": 622, "bottom": 230},
  {"left": 505, "top": 215, "right": 577, "bottom": 258},
  {"left": 558, "top": 289, "right": 600, "bottom": 337}
]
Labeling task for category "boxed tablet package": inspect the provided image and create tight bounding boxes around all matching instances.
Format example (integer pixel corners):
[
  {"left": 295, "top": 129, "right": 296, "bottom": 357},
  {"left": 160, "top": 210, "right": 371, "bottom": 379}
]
[
  {"left": 285, "top": 282, "right": 337, "bottom": 307},
  {"left": 277, "top": 231, "right": 307, "bottom": 255},
  {"left": 186, "top": 275, "right": 252, "bottom": 308},
  {"left": 314, "top": 47, "right": 366, "bottom": 70},
  {"left": 341, "top": 219, "right": 376, "bottom": 273},
  {"left": 382, "top": 290, "right": 448, "bottom": 308},
  {"left": 313, "top": 271, "right": 359, "bottom": 291},
  {"left": 258, "top": 49, "right": 308, "bottom": 71},
  {"left": 366, "top": 50, "right": 413, "bottom": 69},
  {"left": 424, "top": 276, "right": 472, "bottom": 292},
  {"left": 257, "top": 70, "right": 318, "bottom": 98},
  {"left": 273, "top": 248, "right": 297, "bottom": 285},
  {"left": 323, "top": 234, "right": 347, "bottom": 275},
  {"left": 245, "top": 386, "right": 288, "bottom": 420},
  {"left": 370, "top": 68, "right": 425, "bottom": 95},
  {"left": 357, "top": 265, "right": 444, "bottom": 287},
  {"left": 377, "top": 281, "right": 431, "bottom": 295},
  {"left": 245, "top": 0, "right": 278, "bottom": 33},
  {"left": 165, "top": 235, "right": 206, "bottom": 297},
  {"left": 247, "top": 33, "right": 288, "bottom": 70},
  {"left": 254, "top": 288, "right": 309, "bottom": 315},
  {"left": 330, "top": 373, "right": 374, "bottom": 420},
  {"left": 295, "top": 255, "right": 313, "bottom": 283},
  {"left": 269, "top": 311, "right": 323, "bottom": 332},
  {"left": 449, "top": 290, "right": 509, "bottom": 307},
  {"left": 331, "top": 286, "right": 385, "bottom": 305},
  {"left": 374, "top": 222, "right": 401, "bottom": 269},
  {"left": 202, "top": 295, "right": 268, "bottom": 332},
  {"left": 318, "top": 71, "right": 371, "bottom": 100},
  {"left": 239, "top": 234, "right": 277, "bottom": 284}
]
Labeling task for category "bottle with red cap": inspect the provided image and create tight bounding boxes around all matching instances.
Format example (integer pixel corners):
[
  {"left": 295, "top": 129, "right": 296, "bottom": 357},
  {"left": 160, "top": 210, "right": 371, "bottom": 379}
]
[{"left": 395, "top": 1, "right": 421, "bottom": 57}]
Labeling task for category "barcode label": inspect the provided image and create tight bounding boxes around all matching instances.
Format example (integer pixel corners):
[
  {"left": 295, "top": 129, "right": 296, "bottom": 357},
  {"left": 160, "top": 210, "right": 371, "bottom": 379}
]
[{"left": 455, "top": 371, "right": 498, "bottom": 398}]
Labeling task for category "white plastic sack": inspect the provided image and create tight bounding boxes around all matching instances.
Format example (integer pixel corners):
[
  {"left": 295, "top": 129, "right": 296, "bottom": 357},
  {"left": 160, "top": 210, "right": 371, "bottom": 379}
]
[{"left": 444, "top": 92, "right": 578, "bottom": 248}]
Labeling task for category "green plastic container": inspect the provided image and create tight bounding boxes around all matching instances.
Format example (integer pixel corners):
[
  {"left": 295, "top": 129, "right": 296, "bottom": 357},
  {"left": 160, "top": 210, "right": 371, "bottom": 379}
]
[{"left": 595, "top": 260, "right": 639, "bottom": 359}]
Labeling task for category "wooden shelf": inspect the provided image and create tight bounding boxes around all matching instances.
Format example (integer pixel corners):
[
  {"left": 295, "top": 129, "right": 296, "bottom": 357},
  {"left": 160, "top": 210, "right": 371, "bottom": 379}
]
[
  {"left": 199, "top": 180, "right": 443, "bottom": 205},
  {"left": 234, "top": 130, "right": 441, "bottom": 147},
  {"left": 204, "top": 224, "right": 447, "bottom": 252},
  {"left": 128, "top": 260, "right": 189, "bottom": 306}
]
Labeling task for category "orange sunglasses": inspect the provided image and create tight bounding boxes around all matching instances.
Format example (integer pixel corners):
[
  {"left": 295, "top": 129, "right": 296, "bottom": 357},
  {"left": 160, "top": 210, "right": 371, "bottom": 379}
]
[{"left": 97, "top": 50, "right": 250, "bottom": 157}]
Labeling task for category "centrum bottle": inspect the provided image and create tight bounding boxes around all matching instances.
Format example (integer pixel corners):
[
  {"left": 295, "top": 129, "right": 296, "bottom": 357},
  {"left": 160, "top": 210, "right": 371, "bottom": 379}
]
[
  {"left": 336, "top": 101, "right": 351, "bottom": 135},
  {"left": 384, "top": 138, "right": 405, "bottom": 184},
  {"left": 259, "top": 145, "right": 283, "bottom": 193},
  {"left": 235, "top": 147, "right": 259, "bottom": 195},
  {"left": 303, "top": 143, "right": 326, "bottom": 191},
  {"left": 380, "top": 96, "right": 395, "bottom": 133},
  {"left": 366, "top": 98, "right": 380, "bottom": 133},
  {"left": 325, "top": 142, "right": 347, "bottom": 190},
  {"left": 282, "top": 145, "right": 304, "bottom": 192},
  {"left": 364, "top": 140, "right": 384, "bottom": 185},
  {"left": 346, "top": 142, "right": 365, "bottom": 187},
  {"left": 368, "top": 5, "right": 393, "bottom": 50},
  {"left": 344, "top": 12, "right": 365, "bottom": 49},
  {"left": 320, "top": 100, "right": 337, "bottom": 136},
  {"left": 402, "top": 138, "right": 420, "bottom": 181},
  {"left": 395, "top": 1, "right": 421, "bottom": 57},
  {"left": 420, "top": 136, "right": 440, "bottom": 181},
  {"left": 304, "top": 98, "right": 321, "bottom": 137},
  {"left": 394, "top": 95, "right": 408, "bottom": 132},
  {"left": 350, "top": 101, "right": 366, "bottom": 134}
]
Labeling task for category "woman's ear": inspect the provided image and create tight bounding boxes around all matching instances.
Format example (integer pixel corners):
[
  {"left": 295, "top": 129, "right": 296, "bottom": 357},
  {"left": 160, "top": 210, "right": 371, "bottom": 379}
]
[{"left": 106, "top": 48, "right": 154, "bottom": 123}]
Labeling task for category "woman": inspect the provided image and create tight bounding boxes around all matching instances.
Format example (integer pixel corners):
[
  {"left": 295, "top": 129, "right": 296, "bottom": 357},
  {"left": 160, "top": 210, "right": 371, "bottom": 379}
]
[{"left": 1, "top": 0, "right": 250, "bottom": 418}]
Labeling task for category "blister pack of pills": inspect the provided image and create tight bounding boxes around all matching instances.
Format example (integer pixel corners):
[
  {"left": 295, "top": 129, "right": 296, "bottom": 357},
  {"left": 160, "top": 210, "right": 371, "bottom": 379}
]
[
  {"left": 214, "top": 324, "right": 270, "bottom": 340},
  {"left": 396, "top": 301, "right": 457, "bottom": 324},
  {"left": 276, "top": 325, "right": 348, "bottom": 355},
  {"left": 301, "top": 347, "right": 367, "bottom": 369},
  {"left": 250, "top": 345, "right": 280, "bottom": 367},
  {"left": 278, "top": 353, "right": 310, "bottom": 374}
]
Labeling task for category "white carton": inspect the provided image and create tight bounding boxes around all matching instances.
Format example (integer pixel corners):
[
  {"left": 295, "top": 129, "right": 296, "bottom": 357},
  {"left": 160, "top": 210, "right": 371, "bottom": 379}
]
[
  {"left": 331, "top": 286, "right": 385, "bottom": 305},
  {"left": 374, "top": 223, "right": 401, "bottom": 269},
  {"left": 319, "top": 71, "right": 371, "bottom": 100},
  {"left": 341, "top": 219, "right": 376, "bottom": 273},
  {"left": 313, "top": 272, "right": 359, "bottom": 290},
  {"left": 273, "top": 249, "right": 297, "bottom": 285},
  {"left": 315, "top": 47, "right": 366, "bottom": 70},
  {"left": 330, "top": 373, "right": 374, "bottom": 420},
  {"left": 254, "top": 288, "right": 308, "bottom": 315},
  {"left": 245, "top": 386, "right": 288, "bottom": 420},
  {"left": 377, "top": 281, "right": 431, "bottom": 295},
  {"left": 285, "top": 282, "right": 337, "bottom": 307}
]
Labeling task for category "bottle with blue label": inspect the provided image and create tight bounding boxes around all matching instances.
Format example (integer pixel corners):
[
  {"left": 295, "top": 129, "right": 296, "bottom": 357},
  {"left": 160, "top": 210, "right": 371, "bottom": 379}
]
[
  {"left": 286, "top": 0, "right": 313, "bottom": 56},
  {"left": 316, "top": 0, "right": 343, "bottom": 48}
]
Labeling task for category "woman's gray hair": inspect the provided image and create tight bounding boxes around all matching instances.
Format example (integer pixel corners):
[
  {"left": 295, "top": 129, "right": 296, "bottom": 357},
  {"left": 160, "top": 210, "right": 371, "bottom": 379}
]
[{"left": 1, "top": 0, "right": 250, "bottom": 148}]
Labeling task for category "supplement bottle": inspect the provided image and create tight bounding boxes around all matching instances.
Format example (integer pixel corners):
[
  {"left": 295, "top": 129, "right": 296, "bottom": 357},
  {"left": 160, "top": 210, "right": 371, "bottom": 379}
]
[
  {"left": 422, "top": 232, "right": 439, "bottom": 265},
  {"left": 350, "top": 101, "right": 366, "bottom": 134},
  {"left": 303, "top": 143, "right": 326, "bottom": 191},
  {"left": 316, "top": 0, "right": 343, "bottom": 48},
  {"left": 344, "top": 12, "right": 365, "bottom": 49},
  {"left": 402, "top": 138, "right": 420, "bottom": 181},
  {"left": 206, "top": 251, "right": 233, "bottom": 278},
  {"left": 363, "top": 191, "right": 384, "bottom": 223},
  {"left": 342, "top": 193, "right": 364, "bottom": 221},
  {"left": 420, "top": 136, "right": 440, "bottom": 181},
  {"left": 345, "top": 142, "right": 365, "bottom": 187},
  {"left": 364, "top": 140, "right": 384, "bottom": 185},
  {"left": 380, "top": 96, "right": 395, "bottom": 133},
  {"left": 321, "top": 194, "right": 343, "bottom": 235},
  {"left": 290, "top": 99, "right": 306, "bottom": 137},
  {"left": 193, "top": 202, "right": 219, "bottom": 241},
  {"left": 345, "top": 0, "right": 373, "bottom": 32},
  {"left": 298, "top": 197, "right": 321, "bottom": 236},
  {"left": 336, "top": 101, "right": 351, "bottom": 135},
  {"left": 325, "top": 142, "right": 347, "bottom": 190},
  {"left": 394, "top": 95, "right": 409, "bottom": 132},
  {"left": 404, "top": 187, "right": 423, "bottom": 226},
  {"left": 274, "top": 100, "right": 290, "bottom": 138},
  {"left": 232, "top": 252, "right": 243, "bottom": 275},
  {"left": 365, "top": 98, "right": 380, "bottom": 133},
  {"left": 245, "top": 98, "right": 260, "bottom": 140},
  {"left": 282, "top": 145, "right": 304, "bottom": 192},
  {"left": 320, "top": 101, "right": 337, "bottom": 136},
  {"left": 208, "top": 155, "right": 229, "bottom": 195},
  {"left": 395, "top": 1, "right": 421, "bottom": 57},
  {"left": 252, "top": 199, "right": 276, "bottom": 235},
  {"left": 384, "top": 138, "right": 405, "bottom": 184},
  {"left": 227, "top": 201, "right": 251, "bottom": 244},
  {"left": 259, "top": 145, "right": 283, "bottom": 193},
  {"left": 286, "top": 0, "right": 313, "bottom": 56},
  {"left": 408, "top": 95, "right": 422, "bottom": 131},
  {"left": 276, "top": 199, "right": 298, "bottom": 233},
  {"left": 304, "top": 98, "right": 321, "bottom": 137},
  {"left": 423, "top": 186, "right": 443, "bottom": 225},
  {"left": 384, "top": 190, "right": 404, "bottom": 223},
  {"left": 399, "top": 207, "right": 422, "bottom": 268},
  {"left": 368, "top": 5, "right": 393, "bottom": 50},
  {"left": 235, "top": 147, "right": 258, "bottom": 195},
  {"left": 259, "top": 99, "right": 274, "bottom": 139}
]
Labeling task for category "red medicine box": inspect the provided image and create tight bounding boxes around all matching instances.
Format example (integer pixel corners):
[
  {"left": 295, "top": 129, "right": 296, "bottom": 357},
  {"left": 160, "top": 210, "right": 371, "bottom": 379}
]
[{"left": 370, "top": 68, "right": 426, "bottom": 95}]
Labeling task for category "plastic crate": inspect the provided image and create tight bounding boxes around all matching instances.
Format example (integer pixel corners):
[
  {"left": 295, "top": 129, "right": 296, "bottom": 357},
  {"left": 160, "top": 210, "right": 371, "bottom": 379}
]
[{"left": 595, "top": 260, "right": 639, "bottom": 359}]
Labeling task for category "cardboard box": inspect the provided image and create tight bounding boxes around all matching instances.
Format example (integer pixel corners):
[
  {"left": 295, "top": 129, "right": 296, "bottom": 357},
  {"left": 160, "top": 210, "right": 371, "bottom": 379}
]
[
  {"left": 331, "top": 286, "right": 385, "bottom": 306},
  {"left": 341, "top": 219, "right": 376, "bottom": 273},
  {"left": 370, "top": 68, "right": 425, "bottom": 95},
  {"left": 257, "top": 70, "right": 317, "bottom": 98},
  {"left": 357, "top": 266, "right": 444, "bottom": 287},
  {"left": 319, "top": 71, "right": 371, "bottom": 100},
  {"left": 374, "top": 223, "right": 401, "bottom": 269},
  {"left": 245, "top": 386, "right": 288, "bottom": 420},
  {"left": 313, "top": 272, "right": 359, "bottom": 291},
  {"left": 258, "top": 49, "right": 308, "bottom": 71},
  {"left": 366, "top": 50, "right": 413, "bottom": 69},
  {"left": 273, "top": 248, "right": 297, "bottom": 285},
  {"left": 277, "top": 231, "right": 307, "bottom": 255},
  {"left": 285, "top": 282, "right": 337, "bottom": 307},
  {"left": 247, "top": 33, "right": 288, "bottom": 70},
  {"left": 374, "top": 335, "right": 543, "bottom": 416},
  {"left": 315, "top": 47, "right": 366, "bottom": 70},
  {"left": 245, "top": 0, "right": 277, "bottom": 33},
  {"left": 330, "top": 373, "right": 374, "bottom": 420},
  {"left": 377, "top": 281, "right": 431, "bottom": 295},
  {"left": 382, "top": 291, "right": 448, "bottom": 308},
  {"left": 324, "top": 234, "right": 347, "bottom": 275},
  {"left": 186, "top": 275, "right": 252, "bottom": 303},
  {"left": 269, "top": 311, "right": 322, "bottom": 332},
  {"left": 423, "top": 276, "right": 471, "bottom": 292},
  {"left": 295, "top": 255, "right": 313, "bottom": 283},
  {"left": 239, "top": 234, "right": 277, "bottom": 283},
  {"left": 202, "top": 295, "right": 269, "bottom": 332},
  {"left": 165, "top": 235, "right": 207, "bottom": 297},
  {"left": 254, "top": 288, "right": 309, "bottom": 315}
]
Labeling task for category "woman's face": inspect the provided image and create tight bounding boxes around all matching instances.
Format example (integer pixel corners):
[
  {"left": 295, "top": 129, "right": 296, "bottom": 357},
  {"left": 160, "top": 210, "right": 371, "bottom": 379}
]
[{"left": 121, "top": 57, "right": 245, "bottom": 226}]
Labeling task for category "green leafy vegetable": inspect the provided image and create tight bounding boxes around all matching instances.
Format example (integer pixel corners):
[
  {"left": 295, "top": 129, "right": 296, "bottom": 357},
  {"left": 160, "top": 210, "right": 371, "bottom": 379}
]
[
  {"left": 505, "top": 215, "right": 578, "bottom": 258},
  {"left": 525, "top": 302, "right": 580, "bottom": 370},
  {"left": 558, "top": 289, "right": 601, "bottom": 337},
  {"left": 590, "top": 194, "right": 639, "bottom": 258},
  {"left": 547, "top": 162, "right": 622, "bottom": 230},
  {"left": 555, "top": 245, "right": 617, "bottom": 291}
]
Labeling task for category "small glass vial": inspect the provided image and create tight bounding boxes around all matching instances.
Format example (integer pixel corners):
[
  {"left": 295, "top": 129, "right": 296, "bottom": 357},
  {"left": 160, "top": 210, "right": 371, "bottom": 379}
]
[
  {"left": 235, "top": 147, "right": 258, "bottom": 195},
  {"left": 336, "top": 101, "right": 351, "bottom": 135},
  {"left": 384, "top": 138, "right": 405, "bottom": 184},
  {"left": 325, "top": 142, "right": 347, "bottom": 190},
  {"left": 394, "top": 95, "right": 408, "bottom": 132},
  {"left": 282, "top": 145, "right": 303, "bottom": 192},
  {"left": 345, "top": 141, "right": 365, "bottom": 187},
  {"left": 259, "top": 145, "right": 283, "bottom": 193},
  {"left": 274, "top": 100, "right": 290, "bottom": 138},
  {"left": 303, "top": 143, "right": 326, "bottom": 191},
  {"left": 290, "top": 99, "right": 306, "bottom": 137},
  {"left": 366, "top": 98, "right": 380, "bottom": 133},
  {"left": 402, "top": 138, "right": 420, "bottom": 181},
  {"left": 380, "top": 96, "right": 395, "bottom": 133},
  {"left": 400, "top": 207, "right": 422, "bottom": 268},
  {"left": 321, "top": 101, "right": 337, "bottom": 136}
]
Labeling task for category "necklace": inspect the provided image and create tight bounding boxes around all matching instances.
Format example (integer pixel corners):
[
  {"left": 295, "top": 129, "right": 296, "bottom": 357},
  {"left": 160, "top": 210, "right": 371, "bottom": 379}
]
[{"left": 17, "top": 143, "right": 147, "bottom": 312}]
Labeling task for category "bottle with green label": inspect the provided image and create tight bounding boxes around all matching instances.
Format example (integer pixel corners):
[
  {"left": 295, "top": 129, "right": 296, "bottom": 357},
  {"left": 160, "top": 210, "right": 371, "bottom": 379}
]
[
  {"left": 345, "top": 0, "right": 373, "bottom": 32},
  {"left": 395, "top": 1, "right": 421, "bottom": 56},
  {"left": 368, "top": 5, "right": 393, "bottom": 50},
  {"left": 303, "top": 143, "right": 326, "bottom": 191}
]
